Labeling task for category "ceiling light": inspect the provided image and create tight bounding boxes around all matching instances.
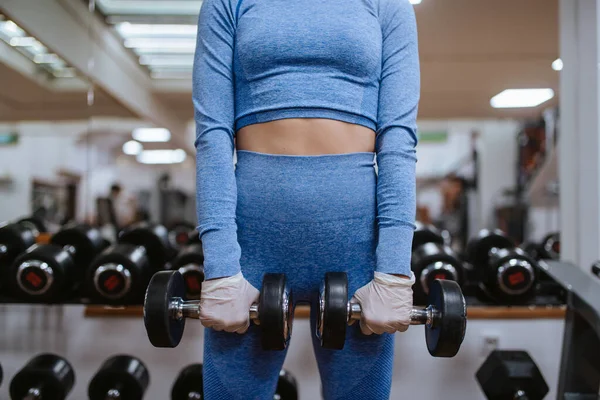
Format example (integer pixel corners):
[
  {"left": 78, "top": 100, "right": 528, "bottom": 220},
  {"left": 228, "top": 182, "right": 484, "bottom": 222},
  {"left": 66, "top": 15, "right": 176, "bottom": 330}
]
[
  {"left": 137, "top": 149, "right": 187, "bottom": 164},
  {"left": 490, "top": 89, "right": 555, "bottom": 109},
  {"left": 0, "top": 20, "right": 25, "bottom": 37},
  {"left": 116, "top": 23, "right": 197, "bottom": 38},
  {"left": 552, "top": 58, "right": 563, "bottom": 71},
  {"left": 139, "top": 55, "right": 194, "bottom": 67},
  {"left": 33, "top": 53, "right": 61, "bottom": 64},
  {"left": 124, "top": 38, "right": 196, "bottom": 51},
  {"left": 9, "top": 37, "right": 36, "bottom": 47},
  {"left": 410, "top": 0, "right": 422, "bottom": 3},
  {"left": 96, "top": 0, "right": 202, "bottom": 15},
  {"left": 122, "top": 140, "right": 143, "bottom": 155},
  {"left": 52, "top": 68, "right": 77, "bottom": 78},
  {"left": 132, "top": 127, "right": 171, "bottom": 142}
]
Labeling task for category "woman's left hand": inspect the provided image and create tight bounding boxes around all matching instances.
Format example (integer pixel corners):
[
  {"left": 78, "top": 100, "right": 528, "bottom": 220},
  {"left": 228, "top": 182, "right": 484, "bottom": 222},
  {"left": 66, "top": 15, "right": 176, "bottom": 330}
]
[{"left": 351, "top": 272, "right": 416, "bottom": 335}]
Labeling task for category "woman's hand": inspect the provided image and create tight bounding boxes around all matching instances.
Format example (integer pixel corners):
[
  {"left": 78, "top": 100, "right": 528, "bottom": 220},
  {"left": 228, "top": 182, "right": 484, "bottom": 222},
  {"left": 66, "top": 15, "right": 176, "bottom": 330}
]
[
  {"left": 199, "top": 272, "right": 260, "bottom": 334},
  {"left": 351, "top": 272, "right": 416, "bottom": 335}
]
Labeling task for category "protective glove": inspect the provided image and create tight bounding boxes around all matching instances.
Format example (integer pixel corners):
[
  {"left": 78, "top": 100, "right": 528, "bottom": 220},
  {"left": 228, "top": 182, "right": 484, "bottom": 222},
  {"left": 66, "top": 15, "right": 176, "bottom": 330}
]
[
  {"left": 351, "top": 271, "right": 416, "bottom": 335},
  {"left": 199, "top": 272, "right": 260, "bottom": 334}
]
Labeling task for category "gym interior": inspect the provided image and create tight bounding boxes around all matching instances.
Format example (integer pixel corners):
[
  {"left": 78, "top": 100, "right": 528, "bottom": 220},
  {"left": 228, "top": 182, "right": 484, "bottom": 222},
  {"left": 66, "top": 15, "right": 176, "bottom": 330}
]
[{"left": 0, "top": 0, "right": 596, "bottom": 399}]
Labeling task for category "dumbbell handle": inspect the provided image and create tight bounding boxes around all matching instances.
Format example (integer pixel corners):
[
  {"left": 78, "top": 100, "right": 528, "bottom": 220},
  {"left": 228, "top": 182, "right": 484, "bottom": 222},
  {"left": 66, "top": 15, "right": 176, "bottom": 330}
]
[
  {"left": 348, "top": 303, "right": 441, "bottom": 327},
  {"left": 169, "top": 297, "right": 260, "bottom": 324}
]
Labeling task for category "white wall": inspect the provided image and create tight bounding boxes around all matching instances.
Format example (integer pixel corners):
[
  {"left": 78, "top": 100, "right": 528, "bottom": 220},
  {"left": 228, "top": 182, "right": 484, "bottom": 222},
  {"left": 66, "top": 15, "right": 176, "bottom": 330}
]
[{"left": 0, "top": 305, "right": 564, "bottom": 400}]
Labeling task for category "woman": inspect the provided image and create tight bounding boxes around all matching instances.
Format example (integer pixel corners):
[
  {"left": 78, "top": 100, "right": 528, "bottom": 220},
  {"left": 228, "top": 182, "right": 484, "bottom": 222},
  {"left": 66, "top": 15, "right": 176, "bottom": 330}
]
[{"left": 193, "top": 0, "right": 420, "bottom": 397}]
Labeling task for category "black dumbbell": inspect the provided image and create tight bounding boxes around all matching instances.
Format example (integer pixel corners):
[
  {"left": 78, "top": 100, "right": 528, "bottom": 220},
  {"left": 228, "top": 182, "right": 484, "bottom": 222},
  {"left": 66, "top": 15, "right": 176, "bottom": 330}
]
[
  {"left": 411, "top": 223, "right": 464, "bottom": 305},
  {"left": 538, "top": 232, "right": 560, "bottom": 260},
  {"left": 466, "top": 230, "right": 538, "bottom": 303},
  {"left": 171, "top": 364, "right": 297, "bottom": 400},
  {"left": 0, "top": 361, "right": 3, "bottom": 388},
  {"left": 10, "top": 224, "right": 106, "bottom": 302},
  {"left": 476, "top": 350, "right": 549, "bottom": 400},
  {"left": 10, "top": 354, "right": 75, "bottom": 400},
  {"left": 86, "top": 222, "right": 174, "bottom": 304},
  {"left": 168, "top": 244, "right": 204, "bottom": 300},
  {"left": 316, "top": 272, "right": 467, "bottom": 357},
  {"left": 0, "top": 221, "right": 38, "bottom": 287},
  {"left": 16, "top": 216, "right": 48, "bottom": 234},
  {"left": 88, "top": 355, "right": 150, "bottom": 400},
  {"left": 167, "top": 222, "right": 197, "bottom": 250},
  {"left": 144, "top": 270, "right": 293, "bottom": 350}
]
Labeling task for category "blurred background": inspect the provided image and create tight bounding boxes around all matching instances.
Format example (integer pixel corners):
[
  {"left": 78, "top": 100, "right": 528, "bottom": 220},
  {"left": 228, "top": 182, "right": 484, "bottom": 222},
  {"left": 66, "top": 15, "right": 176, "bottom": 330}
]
[{"left": 0, "top": 0, "right": 594, "bottom": 399}]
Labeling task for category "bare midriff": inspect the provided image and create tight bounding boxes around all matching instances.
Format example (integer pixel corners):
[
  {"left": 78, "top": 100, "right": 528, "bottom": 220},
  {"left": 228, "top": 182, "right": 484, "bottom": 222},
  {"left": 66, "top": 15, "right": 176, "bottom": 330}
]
[{"left": 236, "top": 118, "right": 376, "bottom": 155}]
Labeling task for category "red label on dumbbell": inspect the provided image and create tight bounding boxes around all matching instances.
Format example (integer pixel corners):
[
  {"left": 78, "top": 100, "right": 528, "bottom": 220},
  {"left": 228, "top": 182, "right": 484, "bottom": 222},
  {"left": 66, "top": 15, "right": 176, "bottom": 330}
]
[
  {"left": 97, "top": 270, "right": 126, "bottom": 295},
  {"left": 552, "top": 241, "right": 560, "bottom": 253},
  {"left": 183, "top": 271, "right": 203, "bottom": 296},
  {"left": 508, "top": 272, "right": 525, "bottom": 286},
  {"left": 433, "top": 272, "right": 449, "bottom": 281},
  {"left": 176, "top": 232, "right": 189, "bottom": 245},
  {"left": 500, "top": 265, "right": 532, "bottom": 293},
  {"left": 19, "top": 266, "right": 48, "bottom": 293}
]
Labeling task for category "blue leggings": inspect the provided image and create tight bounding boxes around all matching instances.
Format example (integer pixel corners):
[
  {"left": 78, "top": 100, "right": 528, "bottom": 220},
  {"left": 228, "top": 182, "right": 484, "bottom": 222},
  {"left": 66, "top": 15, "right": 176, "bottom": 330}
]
[{"left": 203, "top": 151, "right": 394, "bottom": 400}]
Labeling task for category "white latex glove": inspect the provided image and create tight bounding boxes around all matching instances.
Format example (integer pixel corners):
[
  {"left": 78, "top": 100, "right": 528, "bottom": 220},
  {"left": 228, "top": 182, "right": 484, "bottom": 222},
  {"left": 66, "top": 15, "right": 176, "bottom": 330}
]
[
  {"left": 199, "top": 272, "right": 260, "bottom": 334},
  {"left": 351, "top": 271, "right": 416, "bottom": 335}
]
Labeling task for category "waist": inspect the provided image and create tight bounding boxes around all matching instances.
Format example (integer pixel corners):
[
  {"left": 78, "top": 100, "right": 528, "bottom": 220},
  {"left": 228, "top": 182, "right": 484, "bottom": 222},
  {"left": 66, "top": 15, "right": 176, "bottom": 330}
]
[
  {"left": 236, "top": 118, "right": 376, "bottom": 154},
  {"left": 235, "top": 150, "right": 376, "bottom": 222}
]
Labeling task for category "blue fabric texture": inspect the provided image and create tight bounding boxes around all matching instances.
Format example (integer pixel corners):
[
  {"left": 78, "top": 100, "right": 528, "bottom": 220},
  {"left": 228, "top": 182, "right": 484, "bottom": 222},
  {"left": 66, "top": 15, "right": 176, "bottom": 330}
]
[
  {"left": 203, "top": 151, "right": 394, "bottom": 400},
  {"left": 193, "top": 0, "right": 420, "bottom": 280}
]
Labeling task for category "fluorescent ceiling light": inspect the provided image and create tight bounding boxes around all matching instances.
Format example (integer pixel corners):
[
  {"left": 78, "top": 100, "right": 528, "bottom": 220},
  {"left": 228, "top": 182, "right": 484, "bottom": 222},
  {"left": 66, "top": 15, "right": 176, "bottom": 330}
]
[
  {"left": 490, "top": 89, "right": 555, "bottom": 109},
  {"left": 9, "top": 37, "right": 37, "bottom": 47},
  {"left": 0, "top": 20, "right": 25, "bottom": 37},
  {"left": 34, "top": 53, "right": 60, "bottom": 64},
  {"left": 116, "top": 23, "right": 197, "bottom": 38},
  {"left": 124, "top": 38, "right": 196, "bottom": 51},
  {"left": 139, "top": 55, "right": 194, "bottom": 67},
  {"left": 552, "top": 58, "right": 563, "bottom": 71},
  {"left": 132, "top": 127, "right": 171, "bottom": 142},
  {"left": 122, "top": 140, "right": 143, "bottom": 155},
  {"left": 96, "top": 1, "right": 202, "bottom": 15},
  {"left": 137, "top": 149, "right": 187, "bottom": 164}
]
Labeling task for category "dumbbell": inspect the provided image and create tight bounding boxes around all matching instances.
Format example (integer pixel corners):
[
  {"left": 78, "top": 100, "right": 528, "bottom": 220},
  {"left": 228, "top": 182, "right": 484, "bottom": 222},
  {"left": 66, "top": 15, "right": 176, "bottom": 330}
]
[
  {"left": 10, "top": 354, "right": 75, "bottom": 400},
  {"left": 16, "top": 216, "right": 48, "bottom": 235},
  {"left": 167, "top": 222, "right": 197, "bottom": 250},
  {"left": 144, "top": 270, "right": 293, "bottom": 350},
  {"left": 86, "top": 222, "right": 174, "bottom": 304},
  {"left": 10, "top": 223, "right": 106, "bottom": 302},
  {"left": 0, "top": 362, "right": 3, "bottom": 388},
  {"left": 88, "top": 355, "right": 150, "bottom": 400},
  {"left": 466, "top": 230, "right": 538, "bottom": 303},
  {"left": 476, "top": 350, "right": 549, "bottom": 400},
  {"left": 0, "top": 221, "right": 38, "bottom": 287},
  {"left": 411, "top": 223, "right": 464, "bottom": 305},
  {"left": 168, "top": 243, "right": 204, "bottom": 299},
  {"left": 316, "top": 272, "right": 467, "bottom": 357},
  {"left": 538, "top": 232, "right": 560, "bottom": 260},
  {"left": 171, "top": 364, "right": 298, "bottom": 400}
]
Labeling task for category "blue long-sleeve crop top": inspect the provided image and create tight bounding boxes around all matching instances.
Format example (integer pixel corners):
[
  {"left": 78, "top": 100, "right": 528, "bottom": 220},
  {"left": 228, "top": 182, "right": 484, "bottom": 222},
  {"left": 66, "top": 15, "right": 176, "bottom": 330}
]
[{"left": 193, "top": 0, "right": 420, "bottom": 279}]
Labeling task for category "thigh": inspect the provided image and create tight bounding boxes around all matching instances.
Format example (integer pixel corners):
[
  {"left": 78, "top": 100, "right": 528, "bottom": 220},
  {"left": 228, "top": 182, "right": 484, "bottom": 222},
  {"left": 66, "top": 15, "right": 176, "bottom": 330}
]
[{"left": 203, "top": 325, "right": 288, "bottom": 400}]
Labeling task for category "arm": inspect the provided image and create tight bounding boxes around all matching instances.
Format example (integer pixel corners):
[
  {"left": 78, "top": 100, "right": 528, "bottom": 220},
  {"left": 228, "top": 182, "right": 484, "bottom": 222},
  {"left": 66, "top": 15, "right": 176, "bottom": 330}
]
[
  {"left": 193, "top": 0, "right": 241, "bottom": 280},
  {"left": 375, "top": 0, "right": 420, "bottom": 277}
]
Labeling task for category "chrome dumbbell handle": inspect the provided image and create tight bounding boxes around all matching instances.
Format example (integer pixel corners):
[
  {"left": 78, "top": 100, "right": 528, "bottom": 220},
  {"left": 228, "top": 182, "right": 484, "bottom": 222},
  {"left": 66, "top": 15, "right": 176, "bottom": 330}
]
[
  {"left": 348, "top": 303, "right": 440, "bottom": 327},
  {"left": 168, "top": 298, "right": 261, "bottom": 323}
]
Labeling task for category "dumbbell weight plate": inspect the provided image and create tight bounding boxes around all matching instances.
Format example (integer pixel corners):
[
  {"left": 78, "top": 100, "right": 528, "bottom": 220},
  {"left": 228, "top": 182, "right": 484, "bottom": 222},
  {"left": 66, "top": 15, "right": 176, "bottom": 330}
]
[
  {"left": 144, "top": 271, "right": 187, "bottom": 348},
  {"left": 17, "top": 216, "right": 47, "bottom": 234},
  {"left": 412, "top": 222, "right": 445, "bottom": 251},
  {"left": 119, "top": 223, "right": 173, "bottom": 271},
  {"left": 317, "top": 272, "right": 348, "bottom": 350},
  {"left": 171, "top": 243, "right": 205, "bottom": 299},
  {"left": 88, "top": 355, "right": 150, "bottom": 400},
  {"left": 260, "top": 274, "right": 293, "bottom": 351},
  {"left": 540, "top": 233, "right": 560, "bottom": 260},
  {"left": 425, "top": 279, "right": 467, "bottom": 358},
  {"left": 0, "top": 223, "right": 36, "bottom": 265},
  {"left": 51, "top": 224, "right": 105, "bottom": 269},
  {"left": 466, "top": 230, "right": 514, "bottom": 268},
  {"left": 10, "top": 353, "right": 75, "bottom": 400},
  {"left": 171, "top": 363, "right": 203, "bottom": 400},
  {"left": 276, "top": 369, "right": 298, "bottom": 400}
]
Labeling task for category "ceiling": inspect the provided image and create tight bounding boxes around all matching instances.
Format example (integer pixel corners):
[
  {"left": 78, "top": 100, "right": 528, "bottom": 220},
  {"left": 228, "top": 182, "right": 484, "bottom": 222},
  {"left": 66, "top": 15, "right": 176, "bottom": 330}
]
[{"left": 0, "top": 0, "right": 559, "bottom": 123}]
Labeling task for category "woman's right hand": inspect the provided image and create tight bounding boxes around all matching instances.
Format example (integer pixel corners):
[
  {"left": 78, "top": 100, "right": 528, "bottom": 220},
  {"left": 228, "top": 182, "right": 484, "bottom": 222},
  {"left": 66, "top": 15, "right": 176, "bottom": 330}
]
[{"left": 199, "top": 272, "right": 260, "bottom": 334}]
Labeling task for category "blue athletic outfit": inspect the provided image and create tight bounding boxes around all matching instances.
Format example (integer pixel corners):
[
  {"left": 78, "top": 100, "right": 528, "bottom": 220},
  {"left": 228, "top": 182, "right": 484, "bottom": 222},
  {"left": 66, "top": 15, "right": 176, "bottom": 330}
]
[{"left": 193, "top": 0, "right": 420, "bottom": 396}]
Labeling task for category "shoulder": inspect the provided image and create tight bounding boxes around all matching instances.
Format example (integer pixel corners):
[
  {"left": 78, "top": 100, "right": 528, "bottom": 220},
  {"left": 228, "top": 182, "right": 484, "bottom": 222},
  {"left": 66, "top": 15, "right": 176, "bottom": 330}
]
[
  {"left": 378, "top": 0, "right": 416, "bottom": 29},
  {"left": 199, "top": 0, "right": 240, "bottom": 25}
]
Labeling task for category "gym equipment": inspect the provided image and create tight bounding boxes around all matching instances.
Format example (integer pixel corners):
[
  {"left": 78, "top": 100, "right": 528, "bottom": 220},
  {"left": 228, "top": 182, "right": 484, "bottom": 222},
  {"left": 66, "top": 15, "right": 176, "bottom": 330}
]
[
  {"left": 476, "top": 350, "right": 549, "bottom": 400},
  {"left": 538, "top": 232, "right": 560, "bottom": 260},
  {"left": 0, "top": 361, "right": 3, "bottom": 388},
  {"left": 10, "top": 224, "right": 105, "bottom": 302},
  {"left": 276, "top": 369, "right": 298, "bottom": 400},
  {"left": 10, "top": 354, "right": 75, "bottom": 400},
  {"left": 144, "top": 270, "right": 293, "bottom": 350},
  {"left": 0, "top": 221, "right": 38, "bottom": 288},
  {"left": 88, "top": 355, "right": 150, "bottom": 400},
  {"left": 169, "top": 244, "right": 204, "bottom": 299},
  {"left": 466, "top": 230, "right": 538, "bottom": 303},
  {"left": 171, "top": 364, "right": 298, "bottom": 400},
  {"left": 316, "top": 272, "right": 467, "bottom": 357},
  {"left": 168, "top": 222, "right": 197, "bottom": 250},
  {"left": 411, "top": 223, "right": 463, "bottom": 305},
  {"left": 16, "top": 216, "right": 48, "bottom": 234},
  {"left": 86, "top": 222, "right": 174, "bottom": 304}
]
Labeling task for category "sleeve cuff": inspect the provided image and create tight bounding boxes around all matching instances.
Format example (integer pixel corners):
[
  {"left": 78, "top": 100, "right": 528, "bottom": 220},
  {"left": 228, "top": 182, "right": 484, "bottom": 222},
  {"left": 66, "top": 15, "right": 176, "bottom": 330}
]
[
  {"left": 375, "top": 224, "right": 414, "bottom": 276},
  {"left": 200, "top": 227, "right": 242, "bottom": 280}
]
